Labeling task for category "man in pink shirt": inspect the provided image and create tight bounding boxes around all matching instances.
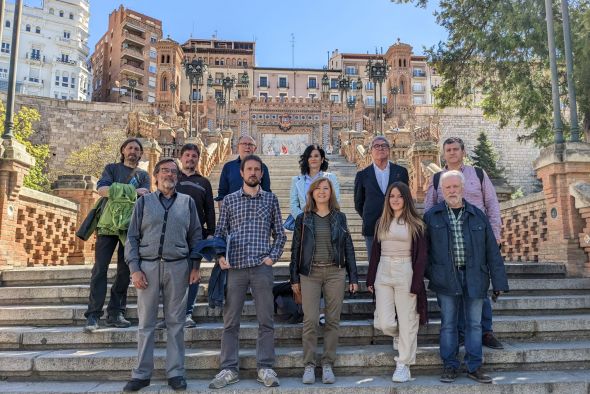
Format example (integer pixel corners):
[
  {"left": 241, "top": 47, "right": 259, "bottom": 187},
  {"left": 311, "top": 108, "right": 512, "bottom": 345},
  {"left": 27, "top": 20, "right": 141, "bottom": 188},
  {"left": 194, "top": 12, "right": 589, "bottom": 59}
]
[{"left": 424, "top": 137, "right": 504, "bottom": 350}]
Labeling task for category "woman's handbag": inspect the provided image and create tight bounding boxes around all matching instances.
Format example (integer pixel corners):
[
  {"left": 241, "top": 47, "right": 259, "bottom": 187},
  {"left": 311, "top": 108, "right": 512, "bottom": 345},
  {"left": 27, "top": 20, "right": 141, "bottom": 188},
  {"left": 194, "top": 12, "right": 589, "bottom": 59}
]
[
  {"left": 75, "top": 197, "right": 107, "bottom": 241},
  {"left": 283, "top": 214, "right": 295, "bottom": 231}
]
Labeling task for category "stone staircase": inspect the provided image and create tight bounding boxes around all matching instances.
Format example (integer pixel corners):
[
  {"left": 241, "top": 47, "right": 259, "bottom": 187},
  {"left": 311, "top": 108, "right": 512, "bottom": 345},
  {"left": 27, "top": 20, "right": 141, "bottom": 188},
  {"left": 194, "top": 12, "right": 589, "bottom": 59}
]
[{"left": 0, "top": 154, "right": 589, "bottom": 393}]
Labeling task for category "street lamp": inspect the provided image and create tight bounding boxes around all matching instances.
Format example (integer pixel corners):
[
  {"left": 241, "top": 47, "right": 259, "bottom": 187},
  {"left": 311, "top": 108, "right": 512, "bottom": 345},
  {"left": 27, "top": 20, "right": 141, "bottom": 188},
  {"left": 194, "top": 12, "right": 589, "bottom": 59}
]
[
  {"left": 215, "top": 94, "right": 226, "bottom": 129},
  {"left": 390, "top": 86, "right": 399, "bottom": 121},
  {"left": 321, "top": 68, "right": 330, "bottom": 100},
  {"left": 338, "top": 74, "right": 351, "bottom": 106},
  {"left": 128, "top": 78, "right": 137, "bottom": 111},
  {"left": 184, "top": 58, "right": 207, "bottom": 138},
  {"left": 222, "top": 74, "right": 236, "bottom": 129},
  {"left": 346, "top": 96, "right": 356, "bottom": 130},
  {"left": 3, "top": 0, "right": 23, "bottom": 139},
  {"left": 366, "top": 57, "right": 388, "bottom": 135},
  {"left": 169, "top": 82, "right": 177, "bottom": 112}
]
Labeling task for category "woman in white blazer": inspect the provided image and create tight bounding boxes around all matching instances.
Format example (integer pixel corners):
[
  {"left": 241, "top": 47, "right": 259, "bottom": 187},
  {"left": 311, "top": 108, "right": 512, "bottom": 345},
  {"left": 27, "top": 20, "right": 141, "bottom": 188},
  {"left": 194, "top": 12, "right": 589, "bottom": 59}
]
[{"left": 290, "top": 144, "right": 341, "bottom": 220}]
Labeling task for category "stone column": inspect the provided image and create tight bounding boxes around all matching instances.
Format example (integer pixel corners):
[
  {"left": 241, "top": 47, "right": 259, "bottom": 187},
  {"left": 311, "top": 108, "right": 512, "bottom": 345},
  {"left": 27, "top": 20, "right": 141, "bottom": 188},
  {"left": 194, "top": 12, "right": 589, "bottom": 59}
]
[
  {"left": 408, "top": 141, "right": 440, "bottom": 202},
  {"left": 0, "top": 138, "right": 35, "bottom": 268},
  {"left": 137, "top": 138, "right": 162, "bottom": 191},
  {"left": 52, "top": 175, "right": 99, "bottom": 265},
  {"left": 534, "top": 142, "right": 590, "bottom": 276}
]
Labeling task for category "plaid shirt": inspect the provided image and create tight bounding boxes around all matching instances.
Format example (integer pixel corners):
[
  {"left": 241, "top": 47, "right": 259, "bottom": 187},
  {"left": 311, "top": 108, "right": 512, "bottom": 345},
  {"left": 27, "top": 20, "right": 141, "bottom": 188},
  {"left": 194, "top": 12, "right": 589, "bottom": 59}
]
[
  {"left": 215, "top": 187, "right": 287, "bottom": 269},
  {"left": 446, "top": 203, "right": 466, "bottom": 268}
]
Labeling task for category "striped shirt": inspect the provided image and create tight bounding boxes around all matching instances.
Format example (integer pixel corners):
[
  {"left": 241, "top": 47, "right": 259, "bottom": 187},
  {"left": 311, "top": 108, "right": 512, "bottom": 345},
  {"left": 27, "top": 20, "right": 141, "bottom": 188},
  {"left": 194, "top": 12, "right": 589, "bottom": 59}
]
[
  {"left": 446, "top": 203, "right": 466, "bottom": 268},
  {"left": 215, "top": 187, "right": 287, "bottom": 269},
  {"left": 312, "top": 213, "right": 333, "bottom": 266}
]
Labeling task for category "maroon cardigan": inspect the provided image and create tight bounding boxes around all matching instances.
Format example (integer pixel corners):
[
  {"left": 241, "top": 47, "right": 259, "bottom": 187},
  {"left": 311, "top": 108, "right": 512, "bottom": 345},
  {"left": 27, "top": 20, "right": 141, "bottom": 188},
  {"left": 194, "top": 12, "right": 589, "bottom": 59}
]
[{"left": 366, "top": 231, "right": 428, "bottom": 325}]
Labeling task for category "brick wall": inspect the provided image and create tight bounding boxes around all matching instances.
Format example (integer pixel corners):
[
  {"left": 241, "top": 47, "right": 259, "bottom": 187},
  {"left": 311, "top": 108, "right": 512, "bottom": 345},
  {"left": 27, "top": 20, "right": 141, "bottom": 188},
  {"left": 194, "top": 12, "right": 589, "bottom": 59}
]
[{"left": 500, "top": 192, "right": 548, "bottom": 262}]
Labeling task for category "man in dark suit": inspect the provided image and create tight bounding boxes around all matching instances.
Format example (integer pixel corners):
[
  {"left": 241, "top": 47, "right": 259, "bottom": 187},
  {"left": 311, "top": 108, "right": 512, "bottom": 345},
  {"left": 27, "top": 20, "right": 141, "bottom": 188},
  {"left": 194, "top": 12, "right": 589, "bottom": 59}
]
[{"left": 354, "top": 136, "right": 409, "bottom": 256}]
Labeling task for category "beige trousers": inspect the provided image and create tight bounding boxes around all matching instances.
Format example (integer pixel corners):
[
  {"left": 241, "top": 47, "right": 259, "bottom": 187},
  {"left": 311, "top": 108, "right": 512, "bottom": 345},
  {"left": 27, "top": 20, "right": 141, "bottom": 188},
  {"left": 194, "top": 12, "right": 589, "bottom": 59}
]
[{"left": 373, "top": 257, "right": 419, "bottom": 365}]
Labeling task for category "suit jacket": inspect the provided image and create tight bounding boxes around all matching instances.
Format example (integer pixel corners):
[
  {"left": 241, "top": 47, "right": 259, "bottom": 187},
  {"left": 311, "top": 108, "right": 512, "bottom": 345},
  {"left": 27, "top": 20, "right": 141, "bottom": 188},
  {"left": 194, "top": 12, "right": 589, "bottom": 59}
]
[
  {"left": 354, "top": 162, "right": 409, "bottom": 236},
  {"left": 289, "top": 172, "right": 340, "bottom": 219}
]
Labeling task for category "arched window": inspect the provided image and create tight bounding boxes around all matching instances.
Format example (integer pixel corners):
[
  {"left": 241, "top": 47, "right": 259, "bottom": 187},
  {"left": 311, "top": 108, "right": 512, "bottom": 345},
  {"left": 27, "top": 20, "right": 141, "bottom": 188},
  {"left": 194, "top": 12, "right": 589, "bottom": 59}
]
[
  {"left": 399, "top": 78, "right": 405, "bottom": 94},
  {"left": 69, "top": 13, "right": 74, "bottom": 20},
  {"left": 403, "top": 59, "right": 407, "bottom": 67},
  {"left": 237, "top": 59, "right": 242, "bottom": 66},
  {"left": 59, "top": 10, "right": 64, "bottom": 17},
  {"left": 166, "top": 55, "right": 170, "bottom": 63},
  {"left": 161, "top": 76, "right": 168, "bottom": 91},
  {"left": 55, "top": 71, "right": 60, "bottom": 86},
  {"left": 398, "top": 59, "right": 401, "bottom": 67},
  {"left": 36, "top": 26, "right": 41, "bottom": 34},
  {"left": 5, "top": 20, "right": 10, "bottom": 28},
  {"left": 161, "top": 54, "right": 165, "bottom": 63},
  {"left": 25, "top": 24, "right": 31, "bottom": 32}
]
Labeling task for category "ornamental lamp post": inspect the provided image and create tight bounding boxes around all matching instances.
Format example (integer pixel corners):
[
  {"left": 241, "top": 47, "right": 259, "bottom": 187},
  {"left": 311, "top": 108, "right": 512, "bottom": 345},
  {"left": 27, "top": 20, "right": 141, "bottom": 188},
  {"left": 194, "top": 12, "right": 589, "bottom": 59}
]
[
  {"left": 215, "top": 94, "right": 226, "bottom": 130},
  {"left": 3, "top": 0, "right": 23, "bottom": 139},
  {"left": 169, "top": 82, "right": 177, "bottom": 112},
  {"left": 346, "top": 96, "right": 356, "bottom": 130},
  {"left": 184, "top": 58, "right": 206, "bottom": 138},
  {"left": 222, "top": 74, "right": 235, "bottom": 129},
  {"left": 128, "top": 78, "right": 137, "bottom": 112},
  {"left": 390, "top": 86, "right": 399, "bottom": 121},
  {"left": 366, "top": 57, "right": 388, "bottom": 135},
  {"left": 321, "top": 69, "right": 330, "bottom": 100}
]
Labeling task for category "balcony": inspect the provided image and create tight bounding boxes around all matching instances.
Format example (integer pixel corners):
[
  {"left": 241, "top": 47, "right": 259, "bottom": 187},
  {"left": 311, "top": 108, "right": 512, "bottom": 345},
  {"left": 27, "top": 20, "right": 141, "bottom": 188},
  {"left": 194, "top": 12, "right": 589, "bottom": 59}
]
[
  {"left": 412, "top": 85, "right": 425, "bottom": 93},
  {"left": 56, "top": 57, "right": 77, "bottom": 66},
  {"left": 121, "top": 46, "right": 144, "bottom": 61},
  {"left": 120, "top": 61, "right": 145, "bottom": 77},
  {"left": 412, "top": 70, "right": 426, "bottom": 78},
  {"left": 25, "top": 53, "right": 47, "bottom": 64},
  {"left": 123, "top": 31, "right": 145, "bottom": 47},
  {"left": 121, "top": 80, "right": 145, "bottom": 92}
]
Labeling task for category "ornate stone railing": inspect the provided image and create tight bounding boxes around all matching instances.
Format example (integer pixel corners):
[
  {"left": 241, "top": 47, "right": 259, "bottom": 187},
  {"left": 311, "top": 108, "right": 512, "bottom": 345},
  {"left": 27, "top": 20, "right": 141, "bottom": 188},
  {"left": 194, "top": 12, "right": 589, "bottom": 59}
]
[{"left": 500, "top": 192, "right": 547, "bottom": 262}]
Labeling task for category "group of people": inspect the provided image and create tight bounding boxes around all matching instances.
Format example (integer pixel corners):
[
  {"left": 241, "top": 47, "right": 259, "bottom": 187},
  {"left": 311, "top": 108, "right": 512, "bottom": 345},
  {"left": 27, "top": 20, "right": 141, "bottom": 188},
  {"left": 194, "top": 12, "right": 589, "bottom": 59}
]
[{"left": 81, "top": 133, "right": 508, "bottom": 392}]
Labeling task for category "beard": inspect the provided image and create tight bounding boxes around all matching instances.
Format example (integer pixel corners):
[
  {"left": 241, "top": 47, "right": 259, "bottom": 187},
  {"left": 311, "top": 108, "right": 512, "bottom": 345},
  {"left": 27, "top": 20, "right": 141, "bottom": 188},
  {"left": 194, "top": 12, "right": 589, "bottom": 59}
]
[
  {"left": 244, "top": 177, "right": 260, "bottom": 187},
  {"left": 161, "top": 178, "right": 176, "bottom": 189},
  {"left": 125, "top": 153, "right": 138, "bottom": 163}
]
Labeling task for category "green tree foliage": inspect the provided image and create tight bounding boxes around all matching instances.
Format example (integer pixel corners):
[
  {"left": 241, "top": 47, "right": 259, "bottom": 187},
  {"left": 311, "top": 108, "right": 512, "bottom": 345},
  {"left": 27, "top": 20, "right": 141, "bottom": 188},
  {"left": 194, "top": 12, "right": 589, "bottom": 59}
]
[
  {"left": 393, "top": 0, "right": 590, "bottom": 146},
  {"left": 62, "top": 129, "right": 126, "bottom": 179},
  {"left": 471, "top": 131, "right": 505, "bottom": 179},
  {"left": 0, "top": 102, "right": 49, "bottom": 191}
]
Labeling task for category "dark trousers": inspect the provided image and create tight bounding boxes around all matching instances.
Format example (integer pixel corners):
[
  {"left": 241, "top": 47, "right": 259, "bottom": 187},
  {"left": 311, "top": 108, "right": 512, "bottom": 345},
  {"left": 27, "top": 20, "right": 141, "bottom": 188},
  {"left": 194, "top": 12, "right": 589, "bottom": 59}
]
[
  {"left": 186, "top": 282, "right": 200, "bottom": 315},
  {"left": 85, "top": 235, "right": 130, "bottom": 318}
]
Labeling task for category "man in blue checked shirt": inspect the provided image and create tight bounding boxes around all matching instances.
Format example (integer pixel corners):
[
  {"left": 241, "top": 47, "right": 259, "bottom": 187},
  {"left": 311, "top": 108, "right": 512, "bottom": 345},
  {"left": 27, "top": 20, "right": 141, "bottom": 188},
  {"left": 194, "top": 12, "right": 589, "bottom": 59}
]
[{"left": 209, "top": 154, "right": 287, "bottom": 390}]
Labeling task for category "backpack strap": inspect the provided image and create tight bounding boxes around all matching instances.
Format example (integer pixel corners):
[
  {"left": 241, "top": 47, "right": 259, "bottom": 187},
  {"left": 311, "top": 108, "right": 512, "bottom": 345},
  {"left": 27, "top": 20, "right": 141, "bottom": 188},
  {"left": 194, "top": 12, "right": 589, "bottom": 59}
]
[
  {"left": 433, "top": 172, "right": 441, "bottom": 191},
  {"left": 474, "top": 166, "right": 484, "bottom": 187}
]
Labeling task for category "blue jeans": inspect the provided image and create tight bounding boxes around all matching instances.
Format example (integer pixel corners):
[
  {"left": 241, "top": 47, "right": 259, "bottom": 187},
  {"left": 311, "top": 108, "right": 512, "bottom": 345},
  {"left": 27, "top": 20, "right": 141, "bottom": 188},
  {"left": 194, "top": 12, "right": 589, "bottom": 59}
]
[
  {"left": 185, "top": 282, "right": 200, "bottom": 316},
  {"left": 458, "top": 296, "right": 493, "bottom": 337},
  {"left": 437, "top": 269, "right": 484, "bottom": 372},
  {"left": 364, "top": 236, "right": 374, "bottom": 259}
]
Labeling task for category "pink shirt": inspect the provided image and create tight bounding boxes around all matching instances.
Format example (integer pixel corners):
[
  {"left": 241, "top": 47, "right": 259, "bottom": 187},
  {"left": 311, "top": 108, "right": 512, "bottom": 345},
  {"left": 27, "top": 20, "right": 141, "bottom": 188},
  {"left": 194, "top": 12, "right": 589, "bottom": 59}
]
[{"left": 424, "top": 165, "right": 502, "bottom": 242}]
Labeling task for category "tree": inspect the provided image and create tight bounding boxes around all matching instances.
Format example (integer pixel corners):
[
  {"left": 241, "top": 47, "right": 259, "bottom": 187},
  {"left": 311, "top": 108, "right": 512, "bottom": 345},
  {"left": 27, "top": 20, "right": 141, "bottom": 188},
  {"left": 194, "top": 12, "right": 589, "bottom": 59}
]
[
  {"left": 0, "top": 102, "right": 50, "bottom": 191},
  {"left": 393, "top": 0, "right": 590, "bottom": 146},
  {"left": 61, "top": 128, "right": 126, "bottom": 179},
  {"left": 471, "top": 131, "right": 505, "bottom": 179}
]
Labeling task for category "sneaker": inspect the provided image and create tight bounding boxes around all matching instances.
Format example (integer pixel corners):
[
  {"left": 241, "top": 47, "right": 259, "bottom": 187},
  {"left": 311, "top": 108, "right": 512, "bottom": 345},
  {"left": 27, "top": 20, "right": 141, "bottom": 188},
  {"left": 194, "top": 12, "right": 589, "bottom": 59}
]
[
  {"left": 322, "top": 364, "right": 335, "bottom": 384},
  {"left": 319, "top": 313, "right": 326, "bottom": 326},
  {"left": 168, "top": 376, "right": 187, "bottom": 390},
  {"left": 467, "top": 368, "right": 492, "bottom": 383},
  {"left": 106, "top": 313, "right": 131, "bottom": 328},
  {"left": 391, "top": 362, "right": 411, "bottom": 383},
  {"left": 209, "top": 369, "right": 239, "bottom": 389},
  {"left": 155, "top": 320, "right": 166, "bottom": 330},
  {"left": 393, "top": 336, "right": 399, "bottom": 351},
  {"left": 483, "top": 332, "right": 504, "bottom": 349},
  {"left": 302, "top": 364, "right": 315, "bottom": 384},
  {"left": 185, "top": 314, "right": 196, "bottom": 328},
  {"left": 440, "top": 366, "right": 457, "bottom": 383},
  {"left": 83, "top": 315, "right": 99, "bottom": 333},
  {"left": 257, "top": 368, "right": 280, "bottom": 387},
  {"left": 123, "top": 378, "right": 150, "bottom": 392}
]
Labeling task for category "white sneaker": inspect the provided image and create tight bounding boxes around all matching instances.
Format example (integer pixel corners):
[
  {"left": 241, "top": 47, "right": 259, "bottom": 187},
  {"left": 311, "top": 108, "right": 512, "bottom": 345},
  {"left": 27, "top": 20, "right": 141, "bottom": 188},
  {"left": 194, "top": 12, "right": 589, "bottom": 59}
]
[
  {"left": 302, "top": 364, "right": 315, "bottom": 384},
  {"left": 392, "top": 363, "right": 411, "bottom": 383},
  {"left": 257, "top": 368, "right": 280, "bottom": 387},
  {"left": 322, "top": 364, "right": 336, "bottom": 384},
  {"left": 209, "top": 369, "right": 239, "bottom": 389}
]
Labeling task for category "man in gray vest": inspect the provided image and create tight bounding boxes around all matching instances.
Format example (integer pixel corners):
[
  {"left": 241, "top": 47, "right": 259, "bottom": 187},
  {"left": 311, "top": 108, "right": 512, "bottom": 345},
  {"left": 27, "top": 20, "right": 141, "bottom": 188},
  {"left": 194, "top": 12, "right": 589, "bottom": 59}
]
[{"left": 123, "top": 158, "right": 202, "bottom": 392}]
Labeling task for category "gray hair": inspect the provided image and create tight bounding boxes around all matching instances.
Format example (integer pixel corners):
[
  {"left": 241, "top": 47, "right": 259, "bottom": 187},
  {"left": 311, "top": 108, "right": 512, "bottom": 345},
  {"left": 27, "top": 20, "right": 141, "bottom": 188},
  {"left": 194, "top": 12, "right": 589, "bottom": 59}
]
[
  {"left": 370, "top": 136, "right": 389, "bottom": 148},
  {"left": 440, "top": 170, "right": 465, "bottom": 186}
]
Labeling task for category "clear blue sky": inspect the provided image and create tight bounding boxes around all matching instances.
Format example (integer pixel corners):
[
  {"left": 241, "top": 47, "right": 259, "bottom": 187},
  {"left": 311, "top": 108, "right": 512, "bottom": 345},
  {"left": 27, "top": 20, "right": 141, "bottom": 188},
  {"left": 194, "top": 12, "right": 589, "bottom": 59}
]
[{"left": 84, "top": 0, "right": 446, "bottom": 68}]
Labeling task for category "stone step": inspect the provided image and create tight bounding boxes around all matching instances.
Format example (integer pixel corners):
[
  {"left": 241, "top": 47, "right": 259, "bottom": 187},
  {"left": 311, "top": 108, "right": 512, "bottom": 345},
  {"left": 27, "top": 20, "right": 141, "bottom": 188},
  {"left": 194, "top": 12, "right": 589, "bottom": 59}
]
[
  {"left": 0, "top": 262, "right": 567, "bottom": 287},
  {"left": 1, "top": 370, "right": 589, "bottom": 393},
  {"left": 1, "top": 314, "right": 588, "bottom": 350},
  {"left": 0, "top": 341, "right": 588, "bottom": 379},
  {"left": 2, "top": 278, "right": 588, "bottom": 306},
  {"left": 0, "top": 294, "right": 588, "bottom": 326}
]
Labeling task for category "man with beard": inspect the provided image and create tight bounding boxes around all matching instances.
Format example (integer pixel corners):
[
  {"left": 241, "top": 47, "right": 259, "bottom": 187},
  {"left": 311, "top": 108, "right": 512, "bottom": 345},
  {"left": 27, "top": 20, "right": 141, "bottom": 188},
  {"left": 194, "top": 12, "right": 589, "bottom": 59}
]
[
  {"left": 123, "top": 158, "right": 202, "bottom": 392},
  {"left": 84, "top": 138, "right": 150, "bottom": 332},
  {"left": 209, "top": 155, "right": 287, "bottom": 389},
  {"left": 216, "top": 135, "right": 271, "bottom": 208},
  {"left": 155, "top": 143, "right": 215, "bottom": 329}
]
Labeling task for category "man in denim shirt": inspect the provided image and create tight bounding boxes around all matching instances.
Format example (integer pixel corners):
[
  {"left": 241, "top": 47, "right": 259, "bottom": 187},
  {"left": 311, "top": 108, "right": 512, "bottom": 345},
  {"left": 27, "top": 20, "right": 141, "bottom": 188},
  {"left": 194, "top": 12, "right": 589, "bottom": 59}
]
[{"left": 209, "top": 155, "right": 286, "bottom": 390}]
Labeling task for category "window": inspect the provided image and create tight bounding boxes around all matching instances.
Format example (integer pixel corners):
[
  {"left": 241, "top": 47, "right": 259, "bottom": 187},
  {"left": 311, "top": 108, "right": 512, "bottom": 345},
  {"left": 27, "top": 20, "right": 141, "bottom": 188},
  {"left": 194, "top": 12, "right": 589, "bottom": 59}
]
[
  {"left": 220, "top": 59, "right": 224, "bottom": 65},
  {"left": 49, "top": 8, "right": 54, "bottom": 15},
  {"left": 412, "top": 83, "right": 424, "bottom": 93},
  {"left": 150, "top": 36, "right": 158, "bottom": 44},
  {"left": 148, "top": 76, "right": 156, "bottom": 88},
  {"left": 1, "top": 43, "right": 10, "bottom": 54},
  {"left": 61, "top": 95, "right": 67, "bottom": 100},
  {"left": 149, "top": 49, "right": 157, "bottom": 59},
  {"left": 5, "top": 20, "right": 10, "bottom": 28},
  {"left": 382, "top": 96, "right": 387, "bottom": 104},
  {"left": 26, "top": 24, "right": 31, "bottom": 32},
  {"left": 61, "top": 54, "right": 69, "bottom": 63},
  {"left": 413, "top": 68, "right": 426, "bottom": 77},
  {"left": 28, "top": 68, "right": 40, "bottom": 83},
  {"left": 36, "top": 26, "right": 41, "bottom": 34},
  {"left": 345, "top": 66, "right": 357, "bottom": 75},
  {"left": 55, "top": 73, "right": 60, "bottom": 86},
  {"left": 350, "top": 80, "right": 357, "bottom": 90},
  {"left": 309, "top": 93, "right": 317, "bottom": 100},
  {"left": 69, "top": 13, "right": 74, "bottom": 20},
  {"left": 278, "top": 77, "right": 288, "bottom": 88},
  {"left": 365, "top": 81, "right": 374, "bottom": 90},
  {"left": 148, "top": 63, "right": 156, "bottom": 74},
  {"left": 63, "top": 31, "right": 71, "bottom": 39},
  {"left": 330, "top": 94, "right": 339, "bottom": 102},
  {"left": 413, "top": 96, "right": 425, "bottom": 105},
  {"left": 259, "top": 76, "right": 268, "bottom": 88},
  {"left": 161, "top": 76, "right": 168, "bottom": 91},
  {"left": 166, "top": 55, "right": 170, "bottom": 63},
  {"left": 62, "top": 74, "right": 69, "bottom": 87},
  {"left": 243, "top": 60, "right": 248, "bottom": 67},
  {"left": 308, "top": 77, "right": 317, "bottom": 89},
  {"left": 71, "top": 77, "right": 75, "bottom": 88},
  {"left": 31, "top": 49, "right": 41, "bottom": 60},
  {"left": 59, "top": 10, "right": 64, "bottom": 17},
  {"left": 148, "top": 92, "right": 156, "bottom": 103},
  {"left": 237, "top": 59, "right": 242, "bottom": 66},
  {"left": 330, "top": 78, "right": 338, "bottom": 89},
  {"left": 259, "top": 92, "right": 268, "bottom": 99},
  {"left": 366, "top": 97, "right": 375, "bottom": 106},
  {"left": 279, "top": 93, "right": 287, "bottom": 101}
]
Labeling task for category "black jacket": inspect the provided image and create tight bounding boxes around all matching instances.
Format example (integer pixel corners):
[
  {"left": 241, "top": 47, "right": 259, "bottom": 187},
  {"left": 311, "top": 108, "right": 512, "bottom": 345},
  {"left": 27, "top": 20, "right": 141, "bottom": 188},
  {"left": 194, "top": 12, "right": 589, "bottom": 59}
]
[
  {"left": 289, "top": 211, "right": 358, "bottom": 284},
  {"left": 354, "top": 162, "right": 409, "bottom": 236}
]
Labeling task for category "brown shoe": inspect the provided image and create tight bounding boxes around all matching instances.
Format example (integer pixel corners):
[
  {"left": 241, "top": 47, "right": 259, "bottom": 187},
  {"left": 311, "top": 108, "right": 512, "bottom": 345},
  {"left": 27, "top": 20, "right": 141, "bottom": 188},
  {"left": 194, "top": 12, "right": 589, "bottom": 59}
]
[
  {"left": 483, "top": 332, "right": 504, "bottom": 349},
  {"left": 467, "top": 368, "right": 492, "bottom": 383}
]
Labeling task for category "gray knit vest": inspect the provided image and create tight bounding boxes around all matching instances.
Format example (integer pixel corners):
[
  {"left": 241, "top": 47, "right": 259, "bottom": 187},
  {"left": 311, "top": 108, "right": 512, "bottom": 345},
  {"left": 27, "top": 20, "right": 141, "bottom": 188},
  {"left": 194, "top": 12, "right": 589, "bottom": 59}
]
[{"left": 138, "top": 192, "right": 191, "bottom": 262}]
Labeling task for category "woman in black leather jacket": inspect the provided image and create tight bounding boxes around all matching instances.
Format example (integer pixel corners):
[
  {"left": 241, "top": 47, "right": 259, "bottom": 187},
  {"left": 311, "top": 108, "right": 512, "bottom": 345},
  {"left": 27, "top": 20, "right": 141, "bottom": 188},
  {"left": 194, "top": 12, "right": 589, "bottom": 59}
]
[{"left": 290, "top": 177, "right": 358, "bottom": 385}]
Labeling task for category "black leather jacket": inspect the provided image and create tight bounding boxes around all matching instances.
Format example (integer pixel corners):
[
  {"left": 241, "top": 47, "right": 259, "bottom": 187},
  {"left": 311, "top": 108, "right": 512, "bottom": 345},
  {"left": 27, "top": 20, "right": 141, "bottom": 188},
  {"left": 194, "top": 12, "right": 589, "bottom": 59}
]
[{"left": 289, "top": 210, "right": 358, "bottom": 284}]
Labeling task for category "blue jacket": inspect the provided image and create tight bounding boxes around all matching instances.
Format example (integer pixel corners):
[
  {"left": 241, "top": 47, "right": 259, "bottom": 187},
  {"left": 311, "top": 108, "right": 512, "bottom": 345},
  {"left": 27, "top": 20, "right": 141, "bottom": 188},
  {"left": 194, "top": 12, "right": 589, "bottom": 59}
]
[
  {"left": 193, "top": 237, "right": 227, "bottom": 309},
  {"left": 215, "top": 156, "right": 271, "bottom": 201},
  {"left": 289, "top": 172, "right": 340, "bottom": 219},
  {"left": 423, "top": 200, "right": 509, "bottom": 298}
]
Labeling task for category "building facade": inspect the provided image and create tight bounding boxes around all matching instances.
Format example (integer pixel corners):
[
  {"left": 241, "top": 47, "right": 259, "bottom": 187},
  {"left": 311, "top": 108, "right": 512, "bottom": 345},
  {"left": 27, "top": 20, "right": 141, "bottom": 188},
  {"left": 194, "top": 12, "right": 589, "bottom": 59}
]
[
  {"left": 91, "top": 5, "right": 162, "bottom": 104},
  {"left": 1, "top": 0, "right": 91, "bottom": 101}
]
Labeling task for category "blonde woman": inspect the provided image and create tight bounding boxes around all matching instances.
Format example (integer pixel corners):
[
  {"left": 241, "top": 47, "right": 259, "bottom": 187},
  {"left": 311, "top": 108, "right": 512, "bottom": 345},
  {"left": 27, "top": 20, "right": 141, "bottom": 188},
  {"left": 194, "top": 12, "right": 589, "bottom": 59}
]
[
  {"left": 290, "top": 177, "right": 358, "bottom": 385},
  {"left": 366, "top": 182, "right": 428, "bottom": 382}
]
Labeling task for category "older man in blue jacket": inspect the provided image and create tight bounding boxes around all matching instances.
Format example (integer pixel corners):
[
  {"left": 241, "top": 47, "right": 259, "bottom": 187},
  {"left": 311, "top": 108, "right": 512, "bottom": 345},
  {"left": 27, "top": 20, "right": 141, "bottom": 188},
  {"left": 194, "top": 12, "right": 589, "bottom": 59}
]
[{"left": 424, "top": 170, "right": 508, "bottom": 385}]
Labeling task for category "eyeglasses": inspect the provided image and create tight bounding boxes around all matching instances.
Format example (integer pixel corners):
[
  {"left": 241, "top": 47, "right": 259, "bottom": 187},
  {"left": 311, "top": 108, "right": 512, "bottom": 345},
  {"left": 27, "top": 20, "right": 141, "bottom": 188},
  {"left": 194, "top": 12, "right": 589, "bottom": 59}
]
[
  {"left": 239, "top": 143, "right": 256, "bottom": 148},
  {"left": 159, "top": 168, "right": 178, "bottom": 174},
  {"left": 372, "top": 143, "right": 390, "bottom": 150}
]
